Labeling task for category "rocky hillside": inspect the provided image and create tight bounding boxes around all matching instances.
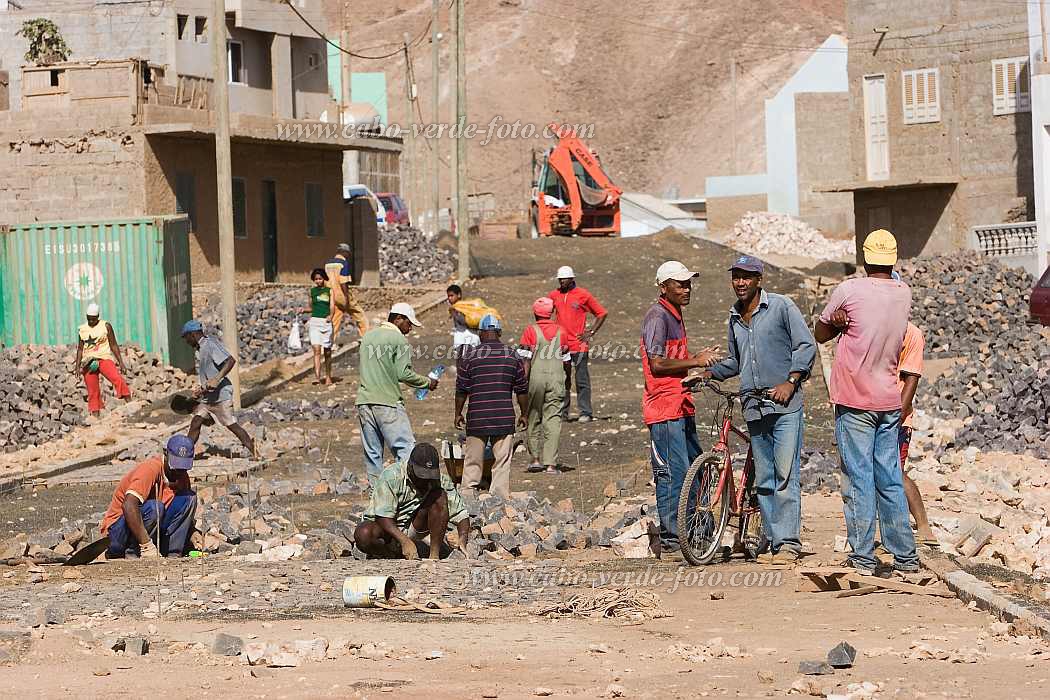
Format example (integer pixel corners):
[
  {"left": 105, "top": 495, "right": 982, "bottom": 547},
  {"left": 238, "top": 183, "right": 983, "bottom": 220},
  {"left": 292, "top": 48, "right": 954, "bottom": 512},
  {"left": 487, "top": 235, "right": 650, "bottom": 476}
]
[{"left": 324, "top": 0, "right": 845, "bottom": 212}]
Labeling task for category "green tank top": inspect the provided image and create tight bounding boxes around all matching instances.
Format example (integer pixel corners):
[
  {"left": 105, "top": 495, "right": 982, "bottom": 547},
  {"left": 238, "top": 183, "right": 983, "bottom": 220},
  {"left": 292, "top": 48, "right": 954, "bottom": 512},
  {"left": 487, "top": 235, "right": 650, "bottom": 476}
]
[{"left": 310, "top": 286, "right": 332, "bottom": 318}]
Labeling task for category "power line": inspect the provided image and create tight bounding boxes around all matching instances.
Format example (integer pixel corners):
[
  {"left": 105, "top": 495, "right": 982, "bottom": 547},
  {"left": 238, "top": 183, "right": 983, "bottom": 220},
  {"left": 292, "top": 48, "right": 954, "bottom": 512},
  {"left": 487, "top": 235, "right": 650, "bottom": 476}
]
[{"left": 281, "top": 0, "right": 432, "bottom": 60}]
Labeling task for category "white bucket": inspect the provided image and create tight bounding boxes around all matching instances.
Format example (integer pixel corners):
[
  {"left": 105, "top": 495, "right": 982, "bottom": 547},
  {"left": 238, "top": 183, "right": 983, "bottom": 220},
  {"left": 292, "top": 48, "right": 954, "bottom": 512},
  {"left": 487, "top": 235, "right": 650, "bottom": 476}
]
[{"left": 342, "top": 575, "right": 396, "bottom": 607}]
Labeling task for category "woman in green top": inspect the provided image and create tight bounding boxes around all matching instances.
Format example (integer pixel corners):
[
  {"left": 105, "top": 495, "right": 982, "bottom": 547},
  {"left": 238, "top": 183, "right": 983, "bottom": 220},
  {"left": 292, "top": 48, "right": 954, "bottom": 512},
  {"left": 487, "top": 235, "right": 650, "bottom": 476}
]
[{"left": 300, "top": 268, "right": 334, "bottom": 385}]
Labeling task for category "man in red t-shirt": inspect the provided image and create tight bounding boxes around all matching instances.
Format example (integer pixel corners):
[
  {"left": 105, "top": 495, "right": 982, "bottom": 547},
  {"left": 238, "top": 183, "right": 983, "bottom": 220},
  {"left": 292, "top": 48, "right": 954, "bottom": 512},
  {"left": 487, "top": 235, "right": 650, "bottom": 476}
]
[
  {"left": 549, "top": 265, "right": 607, "bottom": 422},
  {"left": 641, "top": 261, "right": 720, "bottom": 551},
  {"left": 101, "top": 435, "right": 198, "bottom": 559}
]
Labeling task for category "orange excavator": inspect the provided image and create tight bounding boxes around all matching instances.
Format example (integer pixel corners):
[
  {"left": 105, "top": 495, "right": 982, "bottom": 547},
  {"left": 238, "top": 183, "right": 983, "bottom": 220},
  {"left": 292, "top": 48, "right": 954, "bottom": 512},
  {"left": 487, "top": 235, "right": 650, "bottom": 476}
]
[{"left": 531, "top": 123, "right": 622, "bottom": 236}]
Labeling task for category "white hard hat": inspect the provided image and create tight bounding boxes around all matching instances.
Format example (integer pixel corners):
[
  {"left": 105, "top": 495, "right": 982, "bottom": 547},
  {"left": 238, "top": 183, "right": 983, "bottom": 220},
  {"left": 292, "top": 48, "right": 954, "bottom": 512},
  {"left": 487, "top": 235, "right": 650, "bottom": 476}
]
[
  {"left": 389, "top": 302, "right": 422, "bottom": 327},
  {"left": 555, "top": 265, "right": 575, "bottom": 279},
  {"left": 86, "top": 303, "right": 100, "bottom": 317},
  {"left": 656, "top": 260, "right": 699, "bottom": 285}
]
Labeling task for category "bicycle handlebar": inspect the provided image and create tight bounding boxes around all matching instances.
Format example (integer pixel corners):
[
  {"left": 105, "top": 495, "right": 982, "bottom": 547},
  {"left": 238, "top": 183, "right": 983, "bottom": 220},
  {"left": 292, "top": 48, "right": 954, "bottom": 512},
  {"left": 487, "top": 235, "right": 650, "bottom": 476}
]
[{"left": 686, "top": 379, "right": 769, "bottom": 401}]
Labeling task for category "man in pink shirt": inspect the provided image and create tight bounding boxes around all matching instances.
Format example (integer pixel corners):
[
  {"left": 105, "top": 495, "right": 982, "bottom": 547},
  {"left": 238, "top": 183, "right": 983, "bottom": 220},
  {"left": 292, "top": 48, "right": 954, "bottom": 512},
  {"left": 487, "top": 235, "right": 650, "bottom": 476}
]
[
  {"left": 815, "top": 229, "right": 918, "bottom": 576},
  {"left": 549, "top": 265, "right": 607, "bottom": 422}
]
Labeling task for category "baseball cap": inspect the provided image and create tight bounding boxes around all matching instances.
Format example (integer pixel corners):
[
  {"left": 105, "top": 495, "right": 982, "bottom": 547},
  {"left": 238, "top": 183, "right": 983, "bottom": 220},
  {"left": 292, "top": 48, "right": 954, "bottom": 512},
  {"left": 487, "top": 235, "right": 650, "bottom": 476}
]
[
  {"left": 181, "top": 319, "right": 203, "bottom": 336},
  {"left": 85, "top": 303, "right": 100, "bottom": 317},
  {"left": 389, "top": 302, "right": 422, "bottom": 327},
  {"left": 408, "top": 443, "right": 441, "bottom": 480},
  {"left": 729, "top": 255, "right": 764, "bottom": 274},
  {"left": 532, "top": 297, "right": 554, "bottom": 318},
  {"left": 655, "top": 260, "right": 699, "bottom": 285},
  {"left": 479, "top": 314, "right": 502, "bottom": 331},
  {"left": 555, "top": 265, "right": 575, "bottom": 279},
  {"left": 165, "top": 434, "right": 195, "bottom": 470},
  {"left": 863, "top": 229, "right": 898, "bottom": 266},
  {"left": 337, "top": 243, "right": 351, "bottom": 252}
]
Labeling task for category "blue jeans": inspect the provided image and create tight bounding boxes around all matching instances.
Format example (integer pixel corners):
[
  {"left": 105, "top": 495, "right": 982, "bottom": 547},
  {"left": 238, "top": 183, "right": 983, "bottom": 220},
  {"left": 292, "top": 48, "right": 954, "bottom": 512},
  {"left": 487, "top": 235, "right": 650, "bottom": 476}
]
[
  {"left": 835, "top": 406, "right": 918, "bottom": 571},
  {"left": 649, "top": 415, "right": 702, "bottom": 547},
  {"left": 746, "top": 409, "right": 803, "bottom": 554},
  {"left": 106, "top": 493, "right": 198, "bottom": 558},
  {"left": 358, "top": 403, "right": 416, "bottom": 487}
]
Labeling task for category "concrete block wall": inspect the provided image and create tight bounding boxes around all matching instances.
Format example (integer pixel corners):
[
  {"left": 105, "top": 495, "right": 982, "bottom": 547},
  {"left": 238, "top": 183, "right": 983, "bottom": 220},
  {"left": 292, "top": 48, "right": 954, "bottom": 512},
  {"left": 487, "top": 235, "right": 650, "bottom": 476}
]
[
  {"left": 795, "top": 92, "right": 854, "bottom": 236},
  {"left": 0, "top": 108, "right": 145, "bottom": 223}
]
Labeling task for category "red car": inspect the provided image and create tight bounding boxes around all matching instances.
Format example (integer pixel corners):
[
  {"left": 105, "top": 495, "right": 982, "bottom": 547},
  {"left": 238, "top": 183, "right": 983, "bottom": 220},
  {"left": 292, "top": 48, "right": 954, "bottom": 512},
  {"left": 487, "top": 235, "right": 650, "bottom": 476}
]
[
  {"left": 376, "top": 193, "right": 410, "bottom": 228},
  {"left": 1031, "top": 265, "right": 1050, "bottom": 325}
]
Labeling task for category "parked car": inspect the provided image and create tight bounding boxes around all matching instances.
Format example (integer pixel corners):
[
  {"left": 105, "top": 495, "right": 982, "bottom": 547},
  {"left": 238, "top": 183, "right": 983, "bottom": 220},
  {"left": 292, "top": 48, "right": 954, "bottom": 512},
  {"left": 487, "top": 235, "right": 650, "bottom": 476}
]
[
  {"left": 1030, "top": 264, "right": 1050, "bottom": 325},
  {"left": 376, "top": 192, "right": 410, "bottom": 228},
  {"left": 343, "top": 184, "right": 386, "bottom": 230}
]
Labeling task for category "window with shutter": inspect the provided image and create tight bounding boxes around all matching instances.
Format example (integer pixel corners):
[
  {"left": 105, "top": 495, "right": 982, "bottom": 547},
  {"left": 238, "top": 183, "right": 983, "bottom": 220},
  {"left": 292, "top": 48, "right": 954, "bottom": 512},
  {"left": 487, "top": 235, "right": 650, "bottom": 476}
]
[
  {"left": 993, "top": 57, "right": 1030, "bottom": 115},
  {"left": 901, "top": 68, "right": 940, "bottom": 124}
]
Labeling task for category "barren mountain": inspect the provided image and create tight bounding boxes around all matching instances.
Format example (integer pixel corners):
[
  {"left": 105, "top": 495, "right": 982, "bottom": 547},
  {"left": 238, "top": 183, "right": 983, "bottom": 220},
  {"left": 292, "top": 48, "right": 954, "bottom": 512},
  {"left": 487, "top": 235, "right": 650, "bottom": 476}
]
[{"left": 326, "top": 0, "right": 845, "bottom": 213}]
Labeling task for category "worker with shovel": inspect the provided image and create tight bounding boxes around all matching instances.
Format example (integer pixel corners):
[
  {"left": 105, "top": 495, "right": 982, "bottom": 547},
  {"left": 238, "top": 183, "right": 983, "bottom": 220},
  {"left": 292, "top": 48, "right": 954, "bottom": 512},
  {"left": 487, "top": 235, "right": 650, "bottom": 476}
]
[
  {"left": 100, "top": 435, "right": 197, "bottom": 559},
  {"left": 354, "top": 443, "right": 471, "bottom": 560},
  {"left": 180, "top": 320, "right": 257, "bottom": 458}
]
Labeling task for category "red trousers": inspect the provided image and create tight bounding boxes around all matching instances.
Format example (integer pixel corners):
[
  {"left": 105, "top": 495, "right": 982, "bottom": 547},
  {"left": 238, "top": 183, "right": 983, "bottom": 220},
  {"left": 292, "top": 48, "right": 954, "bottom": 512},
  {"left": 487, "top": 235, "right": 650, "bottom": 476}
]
[{"left": 83, "top": 359, "right": 131, "bottom": 413}]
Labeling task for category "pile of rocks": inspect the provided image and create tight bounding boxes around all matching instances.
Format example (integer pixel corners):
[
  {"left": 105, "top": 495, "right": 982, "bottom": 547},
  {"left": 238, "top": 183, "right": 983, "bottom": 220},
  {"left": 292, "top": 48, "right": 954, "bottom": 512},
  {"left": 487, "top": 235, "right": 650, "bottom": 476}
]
[
  {"left": 906, "top": 446, "right": 1050, "bottom": 579},
  {"left": 379, "top": 227, "right": 456, "bottom": 285},
  {"left": 239, "top": 398, "right": 351, "bottom": 425},
  {"left": 0, "top": 344, "right": 192, "bottom": 451},
  {"left": 195, "top": 286, "right": 359, "bottom": 367},
  {"left": 897, "top": 252, "right": 1032, "bottom": 358},
  {"left": 799, "top": 450, "right": 840, "bottom": 494},
  {"left": 726, "top": 212, "right": 855, "bottom": 260}
]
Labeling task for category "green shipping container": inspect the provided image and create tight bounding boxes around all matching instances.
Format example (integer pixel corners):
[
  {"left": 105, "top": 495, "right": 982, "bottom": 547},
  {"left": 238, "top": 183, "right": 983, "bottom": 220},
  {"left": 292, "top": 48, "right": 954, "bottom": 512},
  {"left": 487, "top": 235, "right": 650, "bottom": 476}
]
[{"left": 0, "top": 216, "right": 194, "bottom": 371}]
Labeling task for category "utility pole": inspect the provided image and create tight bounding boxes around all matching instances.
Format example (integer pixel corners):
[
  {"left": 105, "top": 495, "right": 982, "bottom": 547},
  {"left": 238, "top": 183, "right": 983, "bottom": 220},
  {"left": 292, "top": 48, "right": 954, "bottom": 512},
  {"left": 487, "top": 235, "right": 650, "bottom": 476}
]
[
  {"left": 1041, "top": 0, "right": 1048, "bottom": 63},
  {"left": 340, "top": 1, "right": 351, "bottom": 116},
  {"left": 730, "top": 56, "right": 737, "bottom": 176},
  {"left": 211, "top": 0, "right": 240, "bottom": 407},
  {"left": 449, "top": 2, "right": 458, "bottom": 242},
  {"left": 455, "top": 0, "right": 469, "bottom": 281},
  {"left": 402, "top": 33, "right": 414, "bottom": 225},
  {"left": 431, "top": 0, "right": 441, "bottom": 236}
]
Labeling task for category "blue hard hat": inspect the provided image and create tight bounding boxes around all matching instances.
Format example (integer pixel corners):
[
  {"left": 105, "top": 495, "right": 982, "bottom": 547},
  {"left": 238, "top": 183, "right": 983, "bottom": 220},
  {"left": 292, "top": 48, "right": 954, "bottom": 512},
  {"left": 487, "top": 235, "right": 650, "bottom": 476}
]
[
  {"left": 181, "top": 319, "right": 203, "bottom": 336},
  {"left": 478, "top": 314, "right": 501, "bottom": 331},
  {"left": 165, "top": 434, "right": 195, "bottom": 470}
]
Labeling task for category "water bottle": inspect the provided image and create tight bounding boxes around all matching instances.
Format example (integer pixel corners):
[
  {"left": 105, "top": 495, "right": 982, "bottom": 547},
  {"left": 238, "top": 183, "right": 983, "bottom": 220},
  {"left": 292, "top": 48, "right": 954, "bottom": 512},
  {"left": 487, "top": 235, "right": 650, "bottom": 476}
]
[{"left": 415, "top": 364, "right": 446, "bottom": 400}]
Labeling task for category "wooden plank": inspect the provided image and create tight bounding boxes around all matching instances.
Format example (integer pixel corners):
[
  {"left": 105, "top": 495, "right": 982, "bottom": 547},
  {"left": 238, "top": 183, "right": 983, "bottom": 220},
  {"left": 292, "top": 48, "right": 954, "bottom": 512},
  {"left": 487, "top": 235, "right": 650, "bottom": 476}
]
[
  {"left": 843, "top": 573, "right": 955, "bottom": 597},
  {"left": 834, "top": 585, "right": 879, "bottom": 598},
  {"left": 798, "top": 566, "right": 854, "bottom": 575}
]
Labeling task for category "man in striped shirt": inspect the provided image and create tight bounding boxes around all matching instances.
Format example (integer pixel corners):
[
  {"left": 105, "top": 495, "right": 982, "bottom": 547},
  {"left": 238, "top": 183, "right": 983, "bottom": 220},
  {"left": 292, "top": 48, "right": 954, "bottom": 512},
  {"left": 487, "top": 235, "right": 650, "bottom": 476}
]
[{"left": 455, "top": 315, "right": 529, "bottom": 498}]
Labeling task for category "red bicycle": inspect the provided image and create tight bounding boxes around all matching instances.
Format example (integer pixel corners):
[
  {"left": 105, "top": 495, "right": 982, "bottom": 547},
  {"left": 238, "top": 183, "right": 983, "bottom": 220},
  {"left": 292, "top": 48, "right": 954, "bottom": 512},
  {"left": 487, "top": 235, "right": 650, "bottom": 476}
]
[{"left": 677, "top": 381, "right": 769, "bottom": 566}]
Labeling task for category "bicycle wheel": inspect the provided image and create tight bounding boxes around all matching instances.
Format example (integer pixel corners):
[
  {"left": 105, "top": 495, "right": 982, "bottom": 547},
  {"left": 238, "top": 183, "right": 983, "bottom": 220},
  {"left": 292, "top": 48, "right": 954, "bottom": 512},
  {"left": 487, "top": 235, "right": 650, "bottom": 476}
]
[{"left": 678, "top": 451, "right": 731, "bottom": 566}]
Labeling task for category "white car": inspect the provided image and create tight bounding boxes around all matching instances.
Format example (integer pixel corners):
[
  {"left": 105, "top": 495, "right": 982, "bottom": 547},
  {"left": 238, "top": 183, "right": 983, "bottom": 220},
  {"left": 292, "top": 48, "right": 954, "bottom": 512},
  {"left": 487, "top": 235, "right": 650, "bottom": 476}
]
[{"left": 343, "top": 184, "right": 387, "bottom": 230}]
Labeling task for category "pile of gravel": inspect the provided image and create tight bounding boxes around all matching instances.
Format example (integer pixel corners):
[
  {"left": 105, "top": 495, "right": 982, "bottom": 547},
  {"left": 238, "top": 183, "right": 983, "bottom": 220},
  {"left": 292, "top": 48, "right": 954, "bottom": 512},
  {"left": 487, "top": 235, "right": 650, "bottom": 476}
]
[
  {"left": 379, "top": 227, "right": 456, "bottom": 285},
  {"left": 0, "top": 344, "right": 192, "bottom": 451},
  {"left": 897, "top": 252, "right": 1033, "bottom": 358},
  {"left": 726, "top": 211, "right": 855, "bottom": 261}
]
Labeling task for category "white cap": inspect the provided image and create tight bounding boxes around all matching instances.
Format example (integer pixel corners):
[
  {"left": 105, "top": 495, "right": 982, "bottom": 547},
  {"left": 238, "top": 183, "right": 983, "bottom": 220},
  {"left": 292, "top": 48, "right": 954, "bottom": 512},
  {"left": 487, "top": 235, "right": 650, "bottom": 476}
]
[
  {"left": 655, "top": 260, "right": 699, "bottom": 285},
  {"left": 389, "top": 302, "right": 422, "bottom": 327},
  {"left": 86, "top": 303, "right": 100, "bottom": 317},
  {"left": 555, "top": 265, "right": 575, "bottom": 279}
]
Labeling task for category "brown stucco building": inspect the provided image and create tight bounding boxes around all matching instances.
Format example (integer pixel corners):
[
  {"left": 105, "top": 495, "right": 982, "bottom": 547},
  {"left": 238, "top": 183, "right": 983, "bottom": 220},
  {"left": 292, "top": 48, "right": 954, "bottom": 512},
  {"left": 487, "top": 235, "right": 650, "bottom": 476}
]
[
  {"left": 0, "top": 1, "right": 399, "bottom": 282},
  {"left": 824, "top": 0, "right": 1034, "bottom": 259}
]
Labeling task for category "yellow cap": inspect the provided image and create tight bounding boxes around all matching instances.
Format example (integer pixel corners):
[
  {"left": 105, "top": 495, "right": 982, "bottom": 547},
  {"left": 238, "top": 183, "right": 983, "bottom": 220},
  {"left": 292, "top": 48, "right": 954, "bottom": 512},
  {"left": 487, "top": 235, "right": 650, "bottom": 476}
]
[{"left": 863, "top": 228, "right": 898, "bottom": 266}]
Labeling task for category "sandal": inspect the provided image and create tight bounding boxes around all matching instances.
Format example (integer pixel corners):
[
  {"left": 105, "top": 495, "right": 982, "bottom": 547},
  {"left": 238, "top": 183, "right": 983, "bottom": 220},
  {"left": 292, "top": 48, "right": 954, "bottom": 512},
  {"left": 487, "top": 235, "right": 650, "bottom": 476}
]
[
  {"left": 526, "top": 462, "right": 544, "bottom": 473},
  {"left": 544, "top": 465, "right": 559, "bottom": 474}
]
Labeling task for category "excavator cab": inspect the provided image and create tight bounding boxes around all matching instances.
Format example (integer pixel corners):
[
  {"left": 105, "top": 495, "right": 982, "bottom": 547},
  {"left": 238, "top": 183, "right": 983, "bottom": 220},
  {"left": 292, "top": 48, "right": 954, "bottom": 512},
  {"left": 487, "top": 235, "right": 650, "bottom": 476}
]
[{"left": 531, "top": 124, "right": 622, "bottom": 237}]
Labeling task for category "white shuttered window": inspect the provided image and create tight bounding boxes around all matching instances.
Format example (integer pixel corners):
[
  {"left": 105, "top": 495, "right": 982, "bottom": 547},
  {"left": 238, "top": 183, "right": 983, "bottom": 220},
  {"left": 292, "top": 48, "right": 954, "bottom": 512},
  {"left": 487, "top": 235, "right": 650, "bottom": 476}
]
[
  {"left": 992, "top": 57, "right": 1030, "bottom": 115},
  {"left": 902, "top": 68, "right": 940, "bottom": 124}
]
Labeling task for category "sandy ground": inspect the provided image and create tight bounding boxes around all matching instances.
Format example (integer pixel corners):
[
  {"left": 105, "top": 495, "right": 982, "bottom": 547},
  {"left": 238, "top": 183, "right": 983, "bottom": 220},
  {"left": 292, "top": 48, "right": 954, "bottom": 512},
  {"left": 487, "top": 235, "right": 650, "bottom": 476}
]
[{"left": 1, "top": 232, "right": 1048, "bottom": 697}]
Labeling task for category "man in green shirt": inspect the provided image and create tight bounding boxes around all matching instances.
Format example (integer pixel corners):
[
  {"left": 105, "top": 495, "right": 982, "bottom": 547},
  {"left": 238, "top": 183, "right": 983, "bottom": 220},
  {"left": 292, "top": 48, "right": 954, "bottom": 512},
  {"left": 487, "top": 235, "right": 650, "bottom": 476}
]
[
  {"left": 356, "top": 302, "right": 438, "bottom": 486},
  {"left": 354, "top": 443, "right": 471, "bottom": 560}
]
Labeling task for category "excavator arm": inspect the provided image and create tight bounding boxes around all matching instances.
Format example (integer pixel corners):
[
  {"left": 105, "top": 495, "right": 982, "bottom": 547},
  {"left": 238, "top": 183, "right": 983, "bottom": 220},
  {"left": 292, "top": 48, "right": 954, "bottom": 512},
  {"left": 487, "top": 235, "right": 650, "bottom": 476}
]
[{"left": 535, "top": 124, "right": 622, "bottom": 236}]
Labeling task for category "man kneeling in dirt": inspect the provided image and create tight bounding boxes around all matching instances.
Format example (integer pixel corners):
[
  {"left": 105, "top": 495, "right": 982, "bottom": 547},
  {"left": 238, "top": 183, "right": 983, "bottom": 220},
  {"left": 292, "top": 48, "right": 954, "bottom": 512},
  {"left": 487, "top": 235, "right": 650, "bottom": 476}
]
[{"left": 354, "top": 443, "right": 471, "bottom": 560}]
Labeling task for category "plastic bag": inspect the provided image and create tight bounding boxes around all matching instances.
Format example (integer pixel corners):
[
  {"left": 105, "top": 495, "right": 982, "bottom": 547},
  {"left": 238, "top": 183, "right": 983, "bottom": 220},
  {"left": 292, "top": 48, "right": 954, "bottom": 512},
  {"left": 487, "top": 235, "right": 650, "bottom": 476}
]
[
  {"left": 452, "top": 298, "right": 502, "bottom": 329},
  {"left": 287, "top": 319, "right": 303, "bottom": 353}
]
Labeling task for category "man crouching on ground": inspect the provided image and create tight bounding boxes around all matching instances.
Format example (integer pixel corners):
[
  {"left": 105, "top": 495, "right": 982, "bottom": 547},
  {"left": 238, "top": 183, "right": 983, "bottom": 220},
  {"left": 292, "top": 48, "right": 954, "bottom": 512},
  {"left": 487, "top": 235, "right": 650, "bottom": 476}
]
[
  {"left": 354, "top": 443, "right": 471, "bottom": 560},
  {"left": 101, "top": 435, "right": 198, "bottom": 559}
]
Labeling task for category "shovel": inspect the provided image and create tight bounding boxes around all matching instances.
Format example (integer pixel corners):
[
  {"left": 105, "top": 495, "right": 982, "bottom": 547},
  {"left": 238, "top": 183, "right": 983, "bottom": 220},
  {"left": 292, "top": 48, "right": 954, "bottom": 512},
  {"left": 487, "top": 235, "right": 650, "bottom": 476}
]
[
  {"left": 170, "top": 394, "right": 214, "bottom": 426},
  {"left": 63, "top": 536, "right": 110, "bottom": 566}
]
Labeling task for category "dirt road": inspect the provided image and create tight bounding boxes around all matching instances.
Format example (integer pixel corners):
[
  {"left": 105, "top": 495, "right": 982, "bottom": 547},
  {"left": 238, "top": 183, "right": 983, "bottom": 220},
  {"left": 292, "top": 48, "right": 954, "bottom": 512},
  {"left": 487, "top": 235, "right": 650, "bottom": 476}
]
[{"left": 0, "top": 232, "right": 1047, "bottom": 697}]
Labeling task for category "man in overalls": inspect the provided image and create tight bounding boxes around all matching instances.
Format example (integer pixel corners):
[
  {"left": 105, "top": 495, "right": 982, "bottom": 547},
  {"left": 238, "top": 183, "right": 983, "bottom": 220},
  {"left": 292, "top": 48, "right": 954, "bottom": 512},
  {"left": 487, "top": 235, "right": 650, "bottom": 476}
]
[{"left": 517, "top": 298, "right": 570, "bottom": 474}]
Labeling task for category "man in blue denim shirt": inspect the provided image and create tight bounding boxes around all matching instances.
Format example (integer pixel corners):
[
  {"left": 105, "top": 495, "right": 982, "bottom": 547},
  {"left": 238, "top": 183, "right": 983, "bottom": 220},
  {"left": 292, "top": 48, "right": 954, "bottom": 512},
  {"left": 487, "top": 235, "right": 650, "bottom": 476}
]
[{"left": 701, "top": 256, "right": 816, "bottom": 563}]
